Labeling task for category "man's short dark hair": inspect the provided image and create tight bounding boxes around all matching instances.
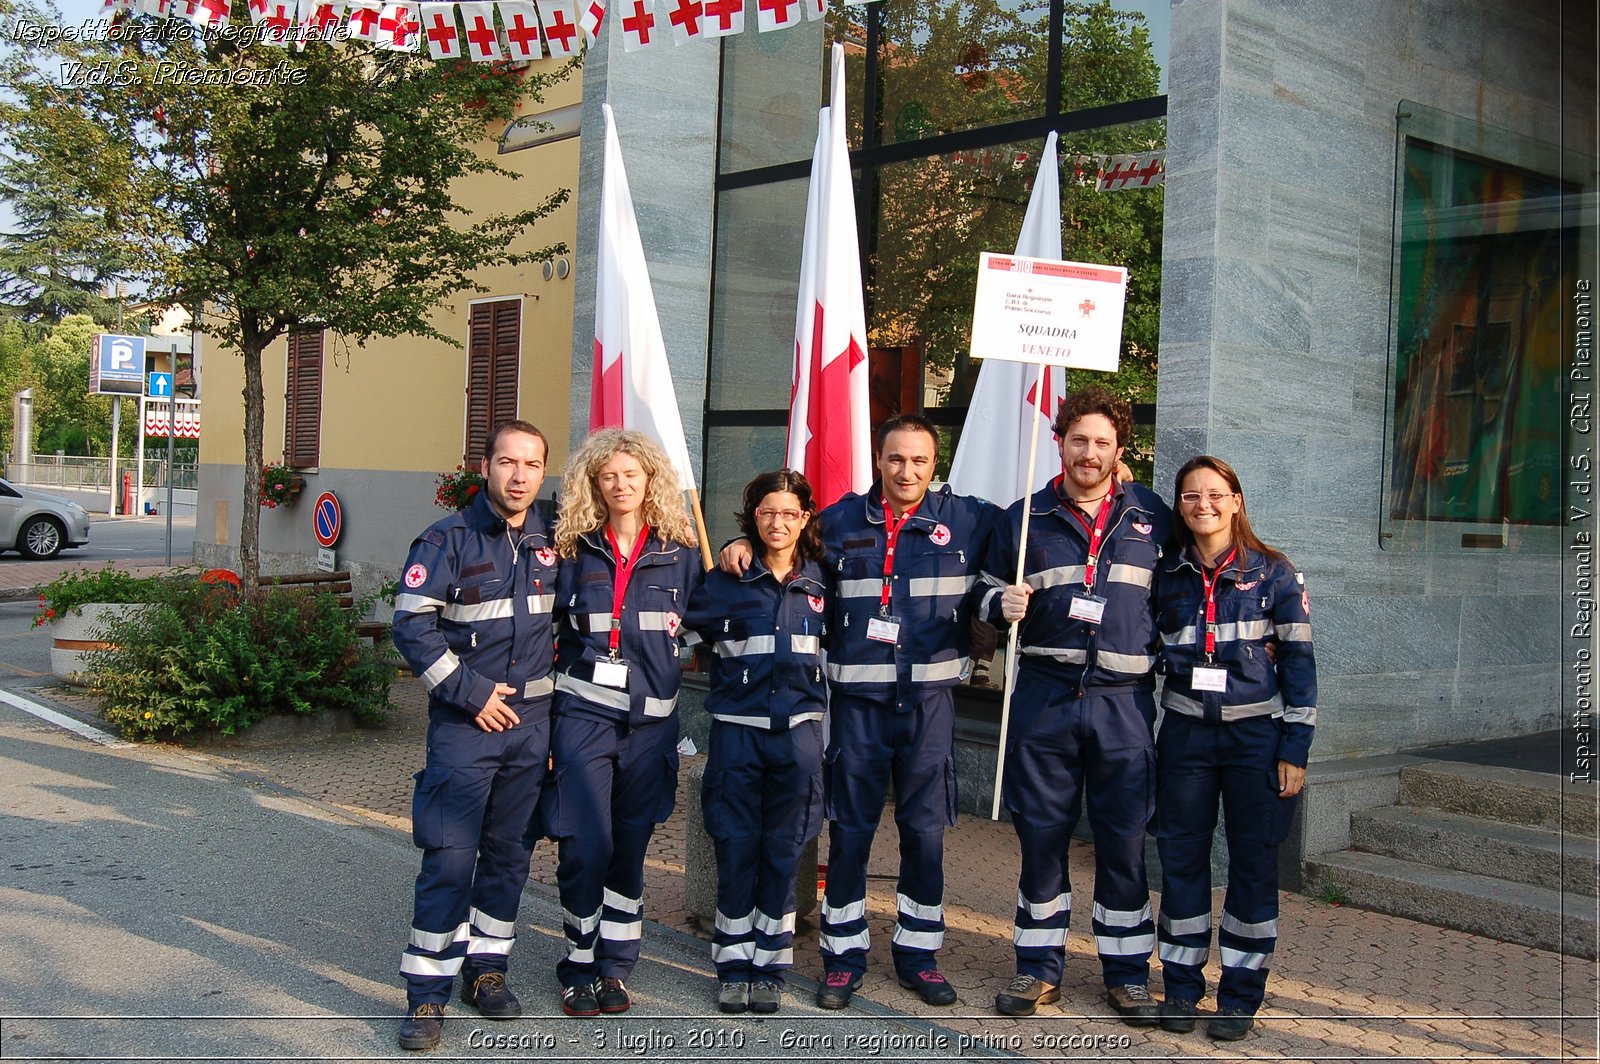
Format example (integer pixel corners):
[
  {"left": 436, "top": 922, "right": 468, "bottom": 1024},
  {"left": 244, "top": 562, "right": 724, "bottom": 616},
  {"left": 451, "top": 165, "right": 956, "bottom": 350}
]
[
  {"left": 874, "top": 413, "right": 939, "bottom": 456},
  {"left": 1053, "top": 387, "right": 1133, "bottom": 448},
  {"left": 483, "top": 420, "right": 549, "bottom": 462}
]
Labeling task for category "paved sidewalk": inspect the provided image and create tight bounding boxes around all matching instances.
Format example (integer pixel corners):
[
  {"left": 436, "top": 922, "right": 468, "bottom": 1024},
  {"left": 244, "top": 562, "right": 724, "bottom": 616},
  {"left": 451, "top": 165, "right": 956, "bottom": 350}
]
[{"left": 28, "top": 669, "right": 1597, "bottom": 1061}]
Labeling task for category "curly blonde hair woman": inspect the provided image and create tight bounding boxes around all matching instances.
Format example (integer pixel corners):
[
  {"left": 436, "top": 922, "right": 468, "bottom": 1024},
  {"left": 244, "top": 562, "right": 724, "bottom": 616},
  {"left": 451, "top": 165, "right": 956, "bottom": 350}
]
[{"left": 554, "top": 429, "right": 696, "bottom": 558}]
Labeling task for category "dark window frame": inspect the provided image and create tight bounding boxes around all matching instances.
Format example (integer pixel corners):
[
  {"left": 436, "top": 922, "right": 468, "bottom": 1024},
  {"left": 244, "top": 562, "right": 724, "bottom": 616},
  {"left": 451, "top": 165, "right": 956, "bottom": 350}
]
[{"left": 465, "top": 298, "right": 523, "bottom": 465}]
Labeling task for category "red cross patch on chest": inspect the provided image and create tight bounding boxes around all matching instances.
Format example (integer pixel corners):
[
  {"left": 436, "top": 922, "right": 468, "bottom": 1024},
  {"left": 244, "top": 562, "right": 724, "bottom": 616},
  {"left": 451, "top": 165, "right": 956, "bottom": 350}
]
[{"left": 929, "top": 523, "right": 951, "bottom": 546}]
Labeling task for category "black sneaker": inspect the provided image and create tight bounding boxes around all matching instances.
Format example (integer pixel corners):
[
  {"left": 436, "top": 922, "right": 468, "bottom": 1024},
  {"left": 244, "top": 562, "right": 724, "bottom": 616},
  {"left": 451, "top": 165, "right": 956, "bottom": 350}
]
[
  {"left": 815, "top": 970, "right": 862, "bottom": 1010},
  {"left": 995, "top": 973, "right": 1059, "bottom": 1017},
  {"left": 897, "top": 969, "right": 957, "bottom": 1006},
  {"left": 1207, "top": 1006, "right": 1255, "bottom": 1041},
  {"left": 1160, "top": 996, "right": 1199, "bottom": 1033},
  {"left": 461, "top": 971, "right": 521, "bottom": 1020},
  {"left": 749, "top": 980, "right": 782, "bottom": 1014},
  {"left": 560, "top": 982, "right": 600, "bottom": 1017},
  {"left": 1106, "top": 984, "right": 1161, "bottom": 1026},
  {"left": 397, "top": 1003, "right": 443, "bottom": 1051},
  {"left": 596, "top": 976, "right": 631, "bottom": 1014}
]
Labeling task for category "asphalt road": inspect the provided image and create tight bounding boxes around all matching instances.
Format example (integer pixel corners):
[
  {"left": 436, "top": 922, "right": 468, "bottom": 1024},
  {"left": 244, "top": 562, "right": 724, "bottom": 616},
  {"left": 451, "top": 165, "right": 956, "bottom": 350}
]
[
  {"left": 0, "top": 513, "right": 198, "bottom": 567},
  {"left": 0, "top": 696, "right": 1012, "bottom": 1062}
]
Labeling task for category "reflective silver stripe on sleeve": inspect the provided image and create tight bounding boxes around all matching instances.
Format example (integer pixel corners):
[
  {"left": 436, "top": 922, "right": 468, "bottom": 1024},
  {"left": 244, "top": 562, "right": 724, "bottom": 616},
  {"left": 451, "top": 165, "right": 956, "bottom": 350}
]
[
  {"left": 1018, "top": 891, "right": 1071, "bottom": 920},
  {"left": 1275, "top": 622, "right": 1313, "bottom": 642},
  {"left": 1221, "top": 914, "right": 1278, "bottom": 939},
  {"left": 908, "top": 574, "right": 976, "bottom": 597},
  {"left": 1165, "top": 625, "right": 1198, "bottom": 646},
  {"left": 469, "top": 908, "right": 516, "bottom": 937},
  {"left": 1096, "top": 650, "right": 1155, "bottom": 675},
  {"left": 896, "top": 894, "right": 944, "bottom": 922},
  {"left": 1013, "top": 926, "right": 1067, "bottom": 948},
  {"left": 837, "top": 579, "right": 882, "bottom": 599},
  {"left": 528, "top": 593, "right": 556, "bottom": 614},
  {"left": 1159, "top": 912, "right": 1212, "bottom": 936},
  {"left": 1105, "top": 563, "right": 1153, "bottom": 588},
  {"left": 643, "top": 695, "right": 677, "bottom": 718},
  {"left": 1159, "top": 943, "right": 1210, "bottom": 966},
  {"left": 827, "top": 662, "right": 898, "bottom": 684},
  {"left": 555, "top": 673, "right": 630, "bottom": 711},
  {"left": 911, "top": 658, "right": 967, "bottom": 683},
  {"left": 979, "top": 582, "right": 1004, "bottom": 617},
  {"left": 579, "top": 613, "right": 613, "bottom": 634},
  {"left": 393, "top": 593, "right": 445, "bottom": 615},
  {"left": 523, "top": 675, "right": 555, "bottom": 699},
  {"left": 442, "top": 599, "right": 514, "bottom": 623},
  {"left": 789, "top": 710, "right": 825, "bottom": 725},
  {"left": 1220, "top": 946, "right": 1271, "bottom": 970},
  {"left": 1228, "top": 619, "right": 1274, "bottom": 641},
  {"left": 1020, "top": 646, "right": 1088, "bottom": 663},
  {"left": 715, "top": 635, "right": 776, "bottom": 658},
  {"left": 790, "top": 634, "right": 820, "bottom": 655},
  {"left": 1028, "top": 564, "right": 1087, "bottom": 590},
  {"left": 1282, "top": 705, "right": 1317, "bottom": 725},
  {"left": 420, "top": 650, "right": 461, "bottom": 690},
  {"left": 891, "top": 927, "right": 944, "bottom": 950},
  {"left": 1092, "top": 901, "right": 1152, "bottom": 928},
  {"left": 1095, "top": 932, "right": 1156, "bottom": 956}
]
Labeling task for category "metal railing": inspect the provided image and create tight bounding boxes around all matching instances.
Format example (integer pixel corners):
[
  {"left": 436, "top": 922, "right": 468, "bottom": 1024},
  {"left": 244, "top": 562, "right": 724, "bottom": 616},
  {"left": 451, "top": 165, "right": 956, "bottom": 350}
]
[{"left": 2, "top": 454, "right": 198, "bottom": 491}]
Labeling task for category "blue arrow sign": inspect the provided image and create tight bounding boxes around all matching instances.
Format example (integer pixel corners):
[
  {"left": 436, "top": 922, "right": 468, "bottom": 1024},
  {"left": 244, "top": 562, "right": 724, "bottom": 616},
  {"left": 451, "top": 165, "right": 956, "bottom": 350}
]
[{"left": 148, "top": 372, "right": 173, "bottom": 398}]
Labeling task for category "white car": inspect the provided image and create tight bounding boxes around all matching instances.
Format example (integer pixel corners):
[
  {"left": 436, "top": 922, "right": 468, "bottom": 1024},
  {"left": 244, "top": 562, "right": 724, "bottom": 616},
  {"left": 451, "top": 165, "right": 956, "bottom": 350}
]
[{"left": 0, "top": 478, "right": 92, "bottom": 559}]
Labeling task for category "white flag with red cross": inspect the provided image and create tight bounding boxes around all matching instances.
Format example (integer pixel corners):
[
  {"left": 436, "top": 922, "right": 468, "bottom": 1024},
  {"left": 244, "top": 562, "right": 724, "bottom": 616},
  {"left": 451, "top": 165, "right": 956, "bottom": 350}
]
[
  {"left": 786, "top": 43, "right": 871, "bottom": 509},
  {"left": 186, "top": 0, "right": 228, "bottom": 26},
  {"left": 375, "top": 0, "right": 420, "bottom": 49},
  {"left": 419, "top": 3, "right": 462, "bottom": 57},
  {"left": 662, "top": 0, "right": 700, "bottom": 44},
  {"left": 101, "top": 0, "right": 134, "bottom": 14},
  {"left": 246, "top": 0, "right": 269, "bottom": 23},
  {"left": 947, "top": 130, "right": 1068, "bottom": 508},
  {"left": 698, "top": 0, "right": 741, "bottom": 37},
  {"left": 257, "top": 0, "right": 296, "bottom": 45},
  {"left": 454, "top": 3, "right": 501, "bottom": 60},
  {"left": 536, "top": 0, "right": 580, "bottom": 55},
  {"left": 591, "top": 103, "right": 699, "bottom": 491},
  {"left": 497, "top": 0, "right": 542, "bottom": 59},
  {"left": 345, "top": 0, "right": 383, "bottom": 39},
  {"left": 299, "top": 0, "right": 346, "bottom": 42},
  {"left": 134, "top": 0, "right": 172, "bottom": 18},
  {"left": 618, "top": 0, "right": 658, "bottom": 50},
  {"left": 755, "top": 0, "right": 798, "bottom": 33},
  {"left": 578, "top": 0, "right": 605, "bottom": 44}
]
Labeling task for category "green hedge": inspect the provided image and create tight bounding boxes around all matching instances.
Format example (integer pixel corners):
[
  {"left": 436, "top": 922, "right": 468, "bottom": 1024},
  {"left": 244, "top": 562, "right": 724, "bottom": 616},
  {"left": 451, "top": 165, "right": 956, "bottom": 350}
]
[{"left": 90, "top": 581, "right": 391, "bottom": 741}]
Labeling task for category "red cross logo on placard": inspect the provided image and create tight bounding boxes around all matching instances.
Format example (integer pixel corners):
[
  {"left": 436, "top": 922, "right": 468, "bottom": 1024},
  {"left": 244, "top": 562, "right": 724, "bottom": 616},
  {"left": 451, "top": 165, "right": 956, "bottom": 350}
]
[
  {"left": 1078, "top": 299, "right": 1095, "bottom": 317},
  {"left": 701, "top": 0, "right": 738, "bottom": 31},
  {"left": 465, "top": 13, "right": 498, "bottom": 54},
  {"left": 426, "top": 10, "right": 458, "bottom": 50},
  {"left": 349, "top": 4, "right": 379, "bottom": 33},
  {"left": 667, "top": 0, "right": 700, "bottom": 35},
  {"left": 544, "top": 7, "right": 577, "bottom": 50},
  {"left": 622, "top": 0, "right": 654, "bottom": 42},
  {"left": 757, "top": 0, "right": 795, "bottom": 24},
  {"left": 505, "top": 11, "right": 540, "bottom": 52}
]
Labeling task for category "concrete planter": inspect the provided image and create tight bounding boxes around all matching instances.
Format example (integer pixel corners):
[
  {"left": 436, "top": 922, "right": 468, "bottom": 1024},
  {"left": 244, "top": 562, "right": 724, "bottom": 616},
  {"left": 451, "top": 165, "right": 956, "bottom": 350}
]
[{"left": 49, "top": 603, "right": 151, "bottom": 686}]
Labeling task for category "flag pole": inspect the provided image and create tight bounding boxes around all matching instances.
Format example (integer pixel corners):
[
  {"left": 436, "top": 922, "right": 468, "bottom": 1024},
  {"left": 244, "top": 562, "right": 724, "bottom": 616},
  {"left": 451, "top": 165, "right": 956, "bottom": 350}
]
[
  {"left": 688, "top": 487, "right": 714, "bottom": 571},
  {"left": 991, "top": 360, "right": 1047, "bottom": 821}
]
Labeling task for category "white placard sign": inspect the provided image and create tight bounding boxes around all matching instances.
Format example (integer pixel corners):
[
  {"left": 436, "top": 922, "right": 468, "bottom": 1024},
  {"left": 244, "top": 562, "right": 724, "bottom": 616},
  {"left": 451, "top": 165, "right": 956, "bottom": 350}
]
[
  {"left": 969, "top": 252, "right": 1128, "bottom": 372},
  {"left": 315, "top": 547, "right": 337, "bottom": 573}
]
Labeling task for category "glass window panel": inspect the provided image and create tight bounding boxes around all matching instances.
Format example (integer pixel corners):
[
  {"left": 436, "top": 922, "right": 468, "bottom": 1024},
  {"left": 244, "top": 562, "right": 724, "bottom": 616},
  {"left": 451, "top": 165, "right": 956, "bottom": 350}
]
[
  {"left": 708, "top": 177, "right": 812, "bottom": 411},
  {"left": 703, "top": 424, "right": 790, "bottom": 548},
  {"left": 718, "top": 21, "right": 829, "bottom": 174}
]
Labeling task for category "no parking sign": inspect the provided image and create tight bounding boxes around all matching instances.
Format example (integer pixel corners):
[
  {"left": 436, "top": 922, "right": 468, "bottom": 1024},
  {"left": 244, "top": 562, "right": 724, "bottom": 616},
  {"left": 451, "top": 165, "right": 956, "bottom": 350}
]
[{"left": 313, "top": 491, "right": 342, "bottom": 548}]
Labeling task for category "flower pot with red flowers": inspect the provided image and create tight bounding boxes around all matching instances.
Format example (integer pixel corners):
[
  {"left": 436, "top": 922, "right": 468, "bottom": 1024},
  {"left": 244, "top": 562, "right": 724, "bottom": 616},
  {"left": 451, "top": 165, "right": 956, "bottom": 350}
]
[
  {"left": 260, "top": 463, "right": 306, "bottom": 509},
  {"left": 435, "top": 466, "right": 486, "bottom": 510}
]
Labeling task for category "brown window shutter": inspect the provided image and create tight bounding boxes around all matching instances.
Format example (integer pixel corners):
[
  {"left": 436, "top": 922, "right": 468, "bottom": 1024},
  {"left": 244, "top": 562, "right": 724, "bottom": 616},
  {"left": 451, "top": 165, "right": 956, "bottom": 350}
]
[
  {"left": 466, "top": 299, "right": 521, "bottom": 463},
  {"left": 285, "top": 328, "right": 324, "bottom": 468},
  {"left": 466, "top": 304, "right": 494, "bottom": 463}
]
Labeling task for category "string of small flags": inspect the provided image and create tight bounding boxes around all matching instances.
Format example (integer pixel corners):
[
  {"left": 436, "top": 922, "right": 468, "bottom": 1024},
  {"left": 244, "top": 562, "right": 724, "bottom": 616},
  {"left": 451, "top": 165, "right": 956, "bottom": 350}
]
[
  {"left": 948, "top": 146, "right": 1165, "bottom": 192},
  {"left": 101, "top": 0, "right": 826, "bottom": 58}
]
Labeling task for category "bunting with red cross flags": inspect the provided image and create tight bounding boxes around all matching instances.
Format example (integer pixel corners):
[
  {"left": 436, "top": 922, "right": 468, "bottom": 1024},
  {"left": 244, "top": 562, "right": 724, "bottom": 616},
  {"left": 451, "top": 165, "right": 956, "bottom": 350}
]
[
  {"left": 187, "top": 0, "right": 228, "bottom": 26},
  {"left": 577, "top": 0, "right": 605, "bottom": 44},
  {"left": 664, "top": 0, "right": 700, "bottom": 44},
  {"left": 497, "top": 0, "right": 543, "bottom": 59},
  {"left": 536, "top": 0, "right": 579, "bottom": 55},
  {"left": 619, "top": 0, "right": 657, "bottom": 50},
  {"left": 258, "top": 0, "right": 296, "bottom": 45},
  {"left": 375, "top": 0, "right": 421, "bottom": 48},
  {"left": 1095, "top": 150, "right": 1166, "bottom": 191},
  {"left": 345, "top": 0, "right": 382, "bottom": 39},
  {"left": 245, "top": 0, "right": 268, "bottom": 23},
  {"left": 419, "top": 2, "right": 463, "bottom": 57},
  {"left": 299, "top": 0, "right": 345, "bottom": 42},
  {"left": 755, "top": 0, "right": 798, "bottom": 33},
  {"left": 457, "top": 1, "right": 502, "bottom": 60},
  {"left": 134, "top": 0, "right": 170, "bottom": 18},
  {"left": 698, "top": 0, "right": 741, "bottom": 38}
]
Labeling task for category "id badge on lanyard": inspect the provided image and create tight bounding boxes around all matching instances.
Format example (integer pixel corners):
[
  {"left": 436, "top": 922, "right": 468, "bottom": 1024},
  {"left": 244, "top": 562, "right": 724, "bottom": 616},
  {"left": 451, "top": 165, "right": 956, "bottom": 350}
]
[
  {"left": 1070, "top": 492, "right": 1114, "bottom": 625},
  {"left": 870, "top": 503, "right": 912, "bottom": 645},
  {"left": 596, "top": 526, "right": 650, "bottom": 689},
  {"left": 1194, "top": 548, "right": 1239, "bottom": 694}
]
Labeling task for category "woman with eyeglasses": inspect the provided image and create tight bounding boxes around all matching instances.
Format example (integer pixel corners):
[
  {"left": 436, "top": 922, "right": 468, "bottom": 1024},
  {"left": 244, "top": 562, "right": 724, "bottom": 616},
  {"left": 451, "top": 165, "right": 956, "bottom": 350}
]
[
  {"left": 1151, "top": 456, "right": 1317, "bottom": 1043},
  {"left": 682, "top": 469, "right": 829, "bottom": 1016}
]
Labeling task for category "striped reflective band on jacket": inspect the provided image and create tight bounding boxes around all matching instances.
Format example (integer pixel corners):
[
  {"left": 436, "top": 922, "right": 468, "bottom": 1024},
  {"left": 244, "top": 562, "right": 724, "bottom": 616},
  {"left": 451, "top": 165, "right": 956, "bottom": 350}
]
[
  {"left": 555, "top": 673, "right": 677, "bottom": 718},
  {"left": 1163, "top": 688, "right": 1298, "bottom": 723},
  {"left": 715, "top": 634, "right": 819, "bottom": 658},
  {"left": 1017, "top": 645, "right": 1152, "bottom": 675},
  {"left": 1161, "top": 618, "right": 1274, "bottom": 646},
  {"left": 712, "top": 710, "right": 825, "bottom": 729},
  {"left": 393, "top": 593, "right": 444, "bottom": 615},
  {"left": 837, "top": 576, "right": 974, "bottom": 598},
  {"left": 420, "top": 650, "right": 460, "bottom": 690},
  {"left": 1026, "top": 562, "right": 1151, "bottom": 591},
  {"left": 826, "top": 658, "right": 967, "bottom": 684}
]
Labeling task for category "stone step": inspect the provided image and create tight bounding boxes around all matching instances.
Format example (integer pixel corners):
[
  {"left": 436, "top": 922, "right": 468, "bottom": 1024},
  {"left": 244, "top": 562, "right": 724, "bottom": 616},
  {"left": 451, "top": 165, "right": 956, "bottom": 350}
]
[
  {"left": 1303, "top": 850, "right": 1597, "bottom": 959},
  {"left": 1352, "top": 805, "right": 1598, "bottom": 897},
  {"left": 1400, "top": 762, "right": 1596, "bottom": 837}
]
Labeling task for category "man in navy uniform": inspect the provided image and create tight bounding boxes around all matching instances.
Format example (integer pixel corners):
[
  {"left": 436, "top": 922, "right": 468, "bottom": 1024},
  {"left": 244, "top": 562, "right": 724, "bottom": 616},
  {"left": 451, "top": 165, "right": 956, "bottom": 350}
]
[{"left": 390, "top": 421, "right": 561, "bottom": 1051}]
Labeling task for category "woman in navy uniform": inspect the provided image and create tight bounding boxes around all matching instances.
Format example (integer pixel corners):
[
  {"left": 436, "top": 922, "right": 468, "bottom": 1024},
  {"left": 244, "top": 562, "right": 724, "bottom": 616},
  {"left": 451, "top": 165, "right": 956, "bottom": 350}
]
[
  {"left": 546, "top": 429, "right": 703, "bottom": 1017},
  {"left": 684, "top": 469, "right": 829, "bottom": 1015},
  {"left": 1152, "top": 455, "right": 1316, "bottom": 1041}
]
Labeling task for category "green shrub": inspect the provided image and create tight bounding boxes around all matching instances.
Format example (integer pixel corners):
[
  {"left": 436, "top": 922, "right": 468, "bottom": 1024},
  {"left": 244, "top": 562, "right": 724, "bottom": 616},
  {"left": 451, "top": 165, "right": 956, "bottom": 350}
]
[
  {"left": 33, "top": 566, "right": 174, "bottom": 627},
  {"left": 89, "top": 581, "right": 390, "bottom": 741}
]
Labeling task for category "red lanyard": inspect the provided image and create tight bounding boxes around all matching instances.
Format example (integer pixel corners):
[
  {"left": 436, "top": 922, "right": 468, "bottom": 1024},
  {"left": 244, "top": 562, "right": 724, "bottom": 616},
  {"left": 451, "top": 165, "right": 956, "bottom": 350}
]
[
  {"left": 880, "top": 499, "right": 919, "bottom": 612},
  {"left": 605, "top": 524, "right": 651, "bottom": 657},
  {"left": 1068, "top": 490, "right": 1115, "bottom": 593},
  {"left": 1200, "top": 547, "right": 1238, "bottom": 660}
]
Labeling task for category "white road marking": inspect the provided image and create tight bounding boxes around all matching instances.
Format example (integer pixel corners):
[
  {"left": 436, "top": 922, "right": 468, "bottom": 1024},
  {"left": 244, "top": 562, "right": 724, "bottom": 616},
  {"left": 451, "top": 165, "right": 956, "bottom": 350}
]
[{"left": 0, "top": 688, "right": 129, "bottom": 747}]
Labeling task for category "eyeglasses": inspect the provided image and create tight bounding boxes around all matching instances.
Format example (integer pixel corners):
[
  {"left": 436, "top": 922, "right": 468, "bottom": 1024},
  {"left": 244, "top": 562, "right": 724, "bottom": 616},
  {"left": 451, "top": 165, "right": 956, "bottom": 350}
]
[
  {"left": 1179, "top": 491, "right": 1238, "bottom": 507},
  {"left": 755, "top": 507, "right": 805, "bottom": 522}
]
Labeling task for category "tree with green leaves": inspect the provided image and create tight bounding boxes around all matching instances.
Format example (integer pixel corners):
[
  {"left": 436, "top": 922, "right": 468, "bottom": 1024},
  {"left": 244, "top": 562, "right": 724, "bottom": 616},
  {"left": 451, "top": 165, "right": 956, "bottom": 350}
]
[{"left": 0, "top": 3, "right": 572, "bottom": 589}]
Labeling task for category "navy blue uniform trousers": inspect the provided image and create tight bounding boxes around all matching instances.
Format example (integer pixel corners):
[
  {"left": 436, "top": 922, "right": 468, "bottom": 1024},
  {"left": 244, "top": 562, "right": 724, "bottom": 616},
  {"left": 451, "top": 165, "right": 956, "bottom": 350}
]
[
  {"left": 703, "top": 720, "right": 824, "bottom": 984},
  {"left": 1003, "top": 681, "right": 1156, "bottom": 988},
  {"left": 819, "top": 689, "right": 956, "bottom": 980},
  {"left": 1155, "top": 712, "right": 1298, "bottom": 1012},
  {"left": 402, "top": 708, "right": 550, "bottom": 1006}
]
